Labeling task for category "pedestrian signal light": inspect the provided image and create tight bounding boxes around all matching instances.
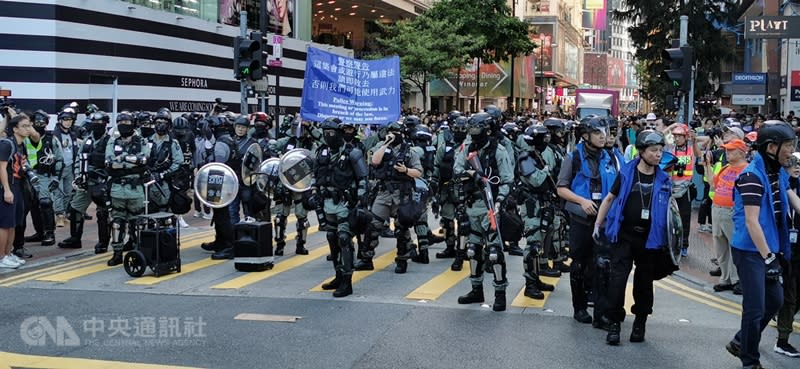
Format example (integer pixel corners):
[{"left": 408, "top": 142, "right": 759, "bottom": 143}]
[{"left": 233, "top": 33, "right": 263, "bottom": 81}]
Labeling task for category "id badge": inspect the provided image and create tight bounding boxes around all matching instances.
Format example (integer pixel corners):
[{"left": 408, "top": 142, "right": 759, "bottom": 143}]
[
  {"left": 592, "top": 192, "right": 602, "bottom": 201},
  {"left": 790, "top": 229, "right": 798, "bottom": 244},
  {"left": 641, "top": 209, "right": 650, "bottom": 220}
]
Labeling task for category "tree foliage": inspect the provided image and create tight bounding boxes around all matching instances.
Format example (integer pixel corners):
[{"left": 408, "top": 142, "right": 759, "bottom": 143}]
[{"left": 615, "top": 0, "right": 739, "bottom": 110}]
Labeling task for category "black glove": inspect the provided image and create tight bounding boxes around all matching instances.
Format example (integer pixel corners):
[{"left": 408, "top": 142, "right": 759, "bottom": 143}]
[{"left": 765, "top": 253, "right": 782, "bottom": 282}]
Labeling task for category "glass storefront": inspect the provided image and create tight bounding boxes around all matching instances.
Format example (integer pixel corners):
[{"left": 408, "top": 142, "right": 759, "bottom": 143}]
[{"left": 122, "top": 0, "right": 219, "bottom": 23}]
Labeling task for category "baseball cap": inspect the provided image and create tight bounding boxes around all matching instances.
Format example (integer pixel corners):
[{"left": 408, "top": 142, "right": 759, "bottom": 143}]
[
  {"left": 646, "top": 113, "right": 657, "bottom": 121},
  {"left": 721, "top": 139, "right": 747, "bottom": 152},
  {"left": 723, "top": 126, "right": 745, "bottom": 140}
]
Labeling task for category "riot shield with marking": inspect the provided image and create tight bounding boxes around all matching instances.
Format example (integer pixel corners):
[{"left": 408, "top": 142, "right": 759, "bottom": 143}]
[
  {"left": 278, "top": 148, "right": 314, "bottom": 192},
  {"left": 194, "top": 163, "right": 239, "bottom": 208},
  {"left": 241, "top": 142, "right": 264, "bottom": 187}
]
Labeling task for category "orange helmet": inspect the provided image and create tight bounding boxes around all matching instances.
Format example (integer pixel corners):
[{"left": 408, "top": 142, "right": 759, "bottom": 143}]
[{"left": 671, "top": 124, "right": 690, "bottom": 136}]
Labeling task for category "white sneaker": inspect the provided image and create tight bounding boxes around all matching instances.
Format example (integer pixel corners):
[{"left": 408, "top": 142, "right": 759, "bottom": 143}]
[
  {"left": 243, "top": 216, "right": 256, "bottom": 223},
  {"left": 9, "top": 254, "right": 26, "bottom": 265},
  {"left": 0, "top": 256, "right": 21, "bottom": 269},
  {"left": 202, "top": 212, "right": 213, "bottom": 220},
  {"left": 193, "top": 211, "right": 202, "bottom": 218},
  {"left": 178, "top": 216, "right": 190, "bottom": 228}
]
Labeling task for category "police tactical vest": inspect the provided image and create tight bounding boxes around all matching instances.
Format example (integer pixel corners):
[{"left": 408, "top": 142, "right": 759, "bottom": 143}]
[
  {"left": 439, "top": 142, "right": 458, "bottom": 182},
  {"left": 149, "top": 136, "right": 175, "bottom": 173},
  {"left": 34, "top": 134, "right": 58, "bottom": 176},
  {"left": 109, "top": 135, "right": 146, "bottom": 177},
  {"left": 84, "top": 135, "right": 110, "bottom": 170},
  {"left": 375, "top": 142, "right": 412, "bottom": 183},
  {"left": 315, "top": 145, "right": 356, "bottom": 191},
  {"left": 419, "top": 144, "right": 435, "bottom": 178}
]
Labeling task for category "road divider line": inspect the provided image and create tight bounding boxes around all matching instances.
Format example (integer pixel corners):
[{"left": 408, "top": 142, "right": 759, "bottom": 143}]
[
  {"left": 511, "top": 276, "right": 560, "bottom": 308},
  {"left": 310, "top": 249, "right": 397, "bottom": 292},
  {"left": 211, "top": 243, "right": 327, "bottom": 290},
  {"left": 654, "top": 281, "right": 741, "bottom": 315},
  {"left": 660, "top": 277, "right": 742, "bottom": 309},
  {"left": 405, "top": 267, "right": 470, "bottom": 300},
  {"left": 0, "top": 350, "right": 204, "bottom": 368}
]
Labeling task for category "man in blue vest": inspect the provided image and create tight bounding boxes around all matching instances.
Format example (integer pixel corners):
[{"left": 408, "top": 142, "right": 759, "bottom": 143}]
[
  {"left": 557, "top": 116, "right": 619, "bottom": 324},
  {"left": 594, "top": 130, "right": 672, "bottom": 345},
  {"left": 725, "top": 121, "right": 800, "bottom": 369}
]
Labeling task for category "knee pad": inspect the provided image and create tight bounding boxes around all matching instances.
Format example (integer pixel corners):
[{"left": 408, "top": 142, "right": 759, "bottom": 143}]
[
  {"left": 39, "top": 197, "right": 53, "bottom": 209},
  {"left": 487, "top": 245, "right": 504, "bottom": 264},
  {"left": 338, "top": 232, "right": 353, "bottom": 250},
  {"left": 111, "top": 219, "right": 126, "bottom": 242},
  {"left": 466, "top": 243, "right": 479, "bottom": 259},
  {"left": 326, "top": 231, "right": 338, "bottom": 247},
  {"left": 297, "top": 218, "right": 309, "bottom": 231}
]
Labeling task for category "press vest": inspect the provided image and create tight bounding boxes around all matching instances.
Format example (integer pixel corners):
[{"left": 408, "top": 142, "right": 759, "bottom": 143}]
[
  {"left": 731, "top": 153, "right": 792, "bottom": 259},
  {"left": 604, "top": 158, "right": 672, "bottom": 249},
  {"left": 712, "top": 163, "right": 746, "bottom": 208},
  {"left": 569, "top": 142, "right": 617, "bottom": 202},
  {"left": 671, "top": 145, "right": 694, "bottom": 182}
]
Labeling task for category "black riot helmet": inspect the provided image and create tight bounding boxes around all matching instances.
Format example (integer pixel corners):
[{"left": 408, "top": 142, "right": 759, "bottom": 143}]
[
  {"left": 386, "top": 121, "right": 404, "bottom": 134},
  {"left": 154, "top": 108, "right": 172, "bottom": 124},
  {"left": 173, "top": 116, "right": 189, "bottom": 130},
  {"left": 58, "top": 108, "right": 76, "bottom": 123},
  {"left": 90, "top": 111, "right": 110, "bottom": 124},
  {"left": 467, "top": 112, "right": 492, "bottom": 135},
  {"left": 339, "top": 121, "right": 357, "bottom": 142},
  {"left": 452, "top": 116, "right": 468, "bottom": 143},
  {"left": 413, "top": 125, "right": 433, "bottom": 145},
  {"left": 135, "top": 111, "right": 153, "bottom": 127},
  {"left": 501, "top": 122, "right": 520, "bottom": 139},
  {"left": 320, "top": 117, "right": 342, "bottom": 131},
  {"left": 321, "top": 117, "right": 344, "bottom": 148},
  {"left": 86, "top": 103, "right": 100, "bottom": 115},
  {"left": 483, "top": 105, "right": 502, "bottom": 121},
  {"left": 116, "top": 111, "right": 134, "bottom": 124},
  {"left": 523, "top": 125, "right": 549, "bottom": 150},
  {"left": 635, "top": 130, "right": 665, "bottom": 151}
]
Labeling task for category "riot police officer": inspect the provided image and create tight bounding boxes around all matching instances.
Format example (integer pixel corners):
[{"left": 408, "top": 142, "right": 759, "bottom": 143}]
[
  {"left": 556, "top": 117, "right": 618, "bottom": 324},
  {"left": 499, "top": 122, "right": 524, "bottom": 256},
  {"left": 454, "top": 112, "right": 515, "bottom": 312},
  {"left": 227, "top": 116, "right": 257, "bottom": 223},
  {"left": 172, "top": 115, "right": 196, "bottom": 228},
  {"left": 269, "top": 119, "right": 321, "bottom": 256},
  {"left": 313, "top": 118, "right": 369, "bottom": 297},
  {"left": 147, "top": 110, "right": 183, "bottom": 213},
  {"left": 355, "top": 122, "right": 423, "bottom": 273},
  {"left": 26, "top": 110, "right": 63, "bottom": 246},
  {"left": 407, "top": 124, "right": 436, "bottom": 264},
  {"left": 105, "top": 111, "right": 151, "bottom": 266},
  {"left": 198, "top": 116, "right": 236, "bottom": 260},
  {"left": 516, "top": 125, "right": 559, "bottom": 299},
  {"left": 54, "top": 108, "right": 78, "bottom": 228},
  {"left": 432, "top": 115, "right": 469, "bottom": 271},
  {"left": 58, "top": 112, "right": 112, "bottom": 253}
]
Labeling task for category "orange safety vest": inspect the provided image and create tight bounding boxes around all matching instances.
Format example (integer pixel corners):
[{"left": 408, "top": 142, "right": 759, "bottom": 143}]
[
  {"left": 671, "top": 145, "right": 694, "bottom": 182},
  {"left": 712, "top": 163, "right": 747, "bottom": 208}
]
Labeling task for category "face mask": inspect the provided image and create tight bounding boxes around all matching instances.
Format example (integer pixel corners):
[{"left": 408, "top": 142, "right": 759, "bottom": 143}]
[
  {"left": 155, "top": 122, "right": 170, "bottom": 136},
  {"left": 471, "top": 133, "right": 488, "bottom": 147},
  {"left": 253, "top": 125, "right": 268, "bottom": 139},
  {"left": 533, "top": 135, "right": 547, "bottom": 151},
  {"left": 34, "top": 125, "right": 47, "bottom": 135},
  {"left": 343, "top": 131, "right": 355, "bottom": 142},
  {"left": 453, "top": 131, "right": 467, "bottom": 143},
  {"left": 324, "top": 131, "right": 343, "bottom": 148},
  {"left": 90, "top": 124, "right": 106, "bottom": 137},
  {"left": 140, "top": 127, "right": 155, "bottom": 137},
  {"left": 117, "top": 124, "right": 135, "bottom": 138}
]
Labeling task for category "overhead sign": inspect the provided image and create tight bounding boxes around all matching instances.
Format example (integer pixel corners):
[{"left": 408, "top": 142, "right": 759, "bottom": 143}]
[
  {"left": 732, "top": 94, "right": 766, "bottom": 105},
  {"left": 268, "top": 35, "right": 283, "bottom": 67},
  {"left": 300, "top": 47, "right": 400, "bottom": 125},
  {"left": 745, "top": 16, "right": 800, "bottom": 39},
  {"left": 791, "top": 71, "right": 800, "bottom": 102}
]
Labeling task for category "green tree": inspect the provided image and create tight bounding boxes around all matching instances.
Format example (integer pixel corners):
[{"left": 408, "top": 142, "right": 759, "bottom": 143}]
[
  {"left": 615, "top": 0, "right": 738, "bottom": 111},
  {"left": 373, "top": 16, "right": 480, "bottom": 111}
]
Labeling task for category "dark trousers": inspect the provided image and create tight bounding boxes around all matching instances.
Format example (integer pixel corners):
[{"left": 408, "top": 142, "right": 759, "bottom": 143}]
[
  {"left": 212, "top": 206, "right": 234, "bottom": 251},
  {"left": 606, "top": 237, "right": 656, "bottom": 322},
  {"left": 569, "top": 219, "right": 596, "bottom": 311},
  {"left": 13, "top": 181, "right": 41, "bottom": 250},
  {"left": 675, "top": 193, "right": 691, "bottom": 249},
  {"left": 697, "top": 182, "right": 712, "bottom": 225},
  {"left": 777, "top": 247, "right": 800, "bottom": 340},
  {"left": 731, "top": 248, "right": 784, "bottom": 367}
]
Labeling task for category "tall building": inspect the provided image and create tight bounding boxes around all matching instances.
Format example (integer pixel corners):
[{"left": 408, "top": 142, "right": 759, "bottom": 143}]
[{"left": 2, "top": 0, "right": 427, "bottom": 118}]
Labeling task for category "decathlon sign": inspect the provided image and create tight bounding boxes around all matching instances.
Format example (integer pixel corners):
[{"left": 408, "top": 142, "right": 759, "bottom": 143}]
[
  {"left": 745, "top": 16, "right": 800, "bottom": 39},
  {"left": 732, "top": 73, "right": 767, "bottom": 85}
]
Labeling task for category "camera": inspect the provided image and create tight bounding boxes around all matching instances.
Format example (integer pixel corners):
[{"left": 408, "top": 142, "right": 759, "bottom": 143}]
[
  {"left": 675, "top": 162, "right": 686, "bottom": 177},
  {"left": 22, "top": 164, "right": 39, "bottom": 186},
  {"left": 212, "top": 98, "right": 228, "bottom": 114}
]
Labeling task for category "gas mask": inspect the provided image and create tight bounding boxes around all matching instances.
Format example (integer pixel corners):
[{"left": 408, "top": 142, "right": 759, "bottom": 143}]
[
  {"left": 117, "top": 123, "right": 135, "bottom": 138},
  {"left": 90, "top": 123, "right": 107, "bottom": 137},
  {"left": 140, "top": 126, "right": 155, "bottom": 137},
  {"left": 253, "top": 124, "right": 268, "bottom": 139},
  {"left": 323, "top": 129, "right": 344, "bottom": 149},
  {"left": 155, "top": 120, "right": 170, "bottom": 136}
]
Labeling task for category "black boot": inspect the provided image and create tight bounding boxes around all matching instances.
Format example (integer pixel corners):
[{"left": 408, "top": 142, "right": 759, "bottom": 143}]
[
  {"left": 536, "top": 278, "right": 555, "bottom": 292},
  {"left": 95, "top": 243, "right": 108, "bottom": 254},
  {"left": 556, "top": 260, "right": 570, "bottom": 273},
  {"left": 354, "top": 259, "right": 374, "bottom": 271},
  {"left": 458, "top": 285, "right": 484, "bottom": 304},
  {"left": 394, "top": 259, "right": 408, "bottom": 274},
  {"left": 524, "top": 282, "right": 544, "bottom": 299},
  {"left": 274, "top": 240, "right": 285, "bottom": 256},
  {"left": 630, "top": 315, "right": 646, "bottom": 342},
  {"left": 436, "top": 247, "right": 456, "bottom": 259},
  {"left": 333, "top": 274, "right": 353, "bottom": 298},
  {"left": 322, "top": 271, "right": 342, "bottom": 290},
  {"left": 451, "top": 251, "right": 464, "bottom": 271},
  {"left": 573, "top": 309, "right": 592, "bottom": 324},
  {"left": 606, "top": 322, "right": 621, "bottom": 345},
  {"left": 539, "top": 263, "right": 562, "bottom": 278},
  {"left": 41, "top": 205, "right": 56, "bottom": 246},
  {"left": 504, "top": 243, "right": 524, "bottom": 256},
  {"left": 411, "top": 248, "right": 429, "bottom": 264},
  {"left": 211, "top": 247, "right": 234, "bottom": 260},
  {"left": 201, "top": 242, "right": 216, "bottom": 251},
  {"left": 41, "top": 231, "right": 56, "bottom": 246},
  {"left": 58, "top": 210, "right": 84, "bottom": 249},
  {"left": 107, "top": 250, "right": 123, "bottom": 266},
  {"left": 295, "top": 245, "right": 309, "bottom": 255},
  {"left": 593, "top": 315, "right": 612, "bottom": 331},
  {"left": 493, "top": 290, "right": 506, "bottom": 312},
  {"left": 428, "top": 231, "right": 445, "bottom": 245},
  {"left": 24, "top": 233, "right": 43, "bottom": 243}
]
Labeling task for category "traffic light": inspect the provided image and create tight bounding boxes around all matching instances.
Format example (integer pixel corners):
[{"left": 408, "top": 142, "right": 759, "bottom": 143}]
[
  {"left": 233, "top": 32, "right": 262, "bottom": 81},
  {"left": 660, "top": 46, "right": 694, "bottom": 93}
]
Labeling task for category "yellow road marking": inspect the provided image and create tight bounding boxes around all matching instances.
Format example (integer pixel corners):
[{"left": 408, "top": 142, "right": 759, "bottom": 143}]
[
  {"left": 35, "top": 236, "right": 213, "bottom": 283},
  {"left": 310, "top": 250, "right": 397, "bottom": 292},
  {"left": 405, "top": 267, "right": 470, "bottom": 300},
  {"left": 212, "top": 245, "right": 325, "bottom": 289},
  {"left": 510, "top": 276, "right": 560, "bottom": 308},
  {"left": 654, "top": 280, "right": 742, "bottom": 315},
  {"left": 0, "top": 351, "right": 204, "bottom": 369},
  {"left": 126, "top": 258, "right": 227, "bottom": 285},
  {"left": 0, "top": 230, "right": 214, "bottom": 287},
  {"left": 659, "top": 277, "right": 742, "bottom": 309}
]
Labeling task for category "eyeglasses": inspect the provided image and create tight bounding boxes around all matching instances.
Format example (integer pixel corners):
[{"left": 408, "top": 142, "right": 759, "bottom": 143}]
[{"left": 18, "top": 123, "right": 33, "bottom": 128}]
